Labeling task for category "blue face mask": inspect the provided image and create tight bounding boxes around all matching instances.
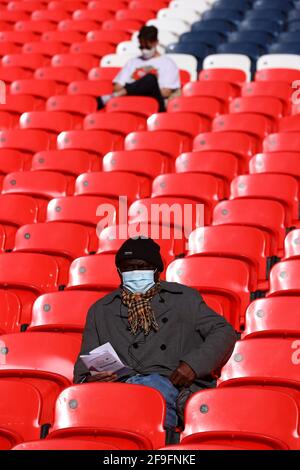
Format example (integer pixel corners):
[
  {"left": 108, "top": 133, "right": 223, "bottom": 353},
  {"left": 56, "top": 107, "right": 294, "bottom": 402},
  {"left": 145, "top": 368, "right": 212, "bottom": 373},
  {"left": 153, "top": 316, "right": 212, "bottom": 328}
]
[{"left": 120, "top": 269, "right": 156, "bottom": 294}]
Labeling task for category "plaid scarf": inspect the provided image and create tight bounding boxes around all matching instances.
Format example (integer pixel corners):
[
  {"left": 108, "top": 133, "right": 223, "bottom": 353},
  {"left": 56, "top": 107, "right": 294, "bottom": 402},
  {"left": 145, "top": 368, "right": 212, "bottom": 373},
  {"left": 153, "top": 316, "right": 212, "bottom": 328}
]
[{"left": 121, "top": 282, "right": 161, "bottom": 336}]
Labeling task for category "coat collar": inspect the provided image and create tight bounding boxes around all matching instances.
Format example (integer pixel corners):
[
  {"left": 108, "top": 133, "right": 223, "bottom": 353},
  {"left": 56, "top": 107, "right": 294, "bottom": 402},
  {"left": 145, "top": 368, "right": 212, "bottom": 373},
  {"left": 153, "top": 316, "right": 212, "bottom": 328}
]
[{"left": 102, "top": 280, "right": 184, "bottom": 305}]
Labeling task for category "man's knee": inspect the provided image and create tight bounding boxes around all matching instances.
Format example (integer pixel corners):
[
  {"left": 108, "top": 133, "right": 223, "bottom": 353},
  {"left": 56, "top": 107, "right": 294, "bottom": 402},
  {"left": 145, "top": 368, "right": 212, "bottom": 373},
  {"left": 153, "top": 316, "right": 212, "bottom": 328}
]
[{"left": 139, "top": 73, "right": 159, "bottom": 87}]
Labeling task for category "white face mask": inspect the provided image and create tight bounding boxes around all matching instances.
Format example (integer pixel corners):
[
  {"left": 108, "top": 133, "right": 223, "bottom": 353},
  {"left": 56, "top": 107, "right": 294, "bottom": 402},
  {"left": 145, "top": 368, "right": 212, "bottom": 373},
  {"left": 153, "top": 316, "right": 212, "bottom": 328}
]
[
  {"left": 141, "top": 47, "right": 156, "bottom": 60},
  {"left": 120, "top": 269, "right": 156, "bottom": 294}
]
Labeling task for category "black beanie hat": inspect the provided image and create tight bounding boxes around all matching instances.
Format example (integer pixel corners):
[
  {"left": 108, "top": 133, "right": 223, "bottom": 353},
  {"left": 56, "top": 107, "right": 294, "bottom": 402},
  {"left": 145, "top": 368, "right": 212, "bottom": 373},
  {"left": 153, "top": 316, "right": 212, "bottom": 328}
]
[{"left": 115, "top": 237, "right": 164, "bottom": 272}]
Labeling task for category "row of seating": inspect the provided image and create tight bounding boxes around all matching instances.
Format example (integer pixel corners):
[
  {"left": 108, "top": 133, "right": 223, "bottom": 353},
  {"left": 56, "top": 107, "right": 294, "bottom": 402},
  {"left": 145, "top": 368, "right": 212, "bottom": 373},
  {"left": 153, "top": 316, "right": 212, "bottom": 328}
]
[
  {"left": 1, "top": 335, "right": 300, "bottom": 449},
  {"left": 1, "top": 226, "right": 300, "bottom": 333}
]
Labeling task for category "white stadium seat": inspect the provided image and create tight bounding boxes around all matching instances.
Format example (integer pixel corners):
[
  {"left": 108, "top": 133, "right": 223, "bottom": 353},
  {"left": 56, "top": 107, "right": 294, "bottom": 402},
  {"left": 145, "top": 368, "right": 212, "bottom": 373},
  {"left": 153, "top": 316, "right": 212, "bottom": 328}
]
[{"left": 257, "top": 54, "right": 300, "bottom": 71}]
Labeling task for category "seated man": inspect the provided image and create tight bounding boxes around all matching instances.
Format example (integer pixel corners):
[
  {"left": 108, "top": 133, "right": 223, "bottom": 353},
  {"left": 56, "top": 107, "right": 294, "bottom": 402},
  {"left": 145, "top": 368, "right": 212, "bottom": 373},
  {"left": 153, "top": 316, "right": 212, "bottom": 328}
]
[
  {"left": 97, "top": 25, "right": 181, "bottom": 112},
  {"left": 74, "top": 237, "right": 237, "bottom": 438}
]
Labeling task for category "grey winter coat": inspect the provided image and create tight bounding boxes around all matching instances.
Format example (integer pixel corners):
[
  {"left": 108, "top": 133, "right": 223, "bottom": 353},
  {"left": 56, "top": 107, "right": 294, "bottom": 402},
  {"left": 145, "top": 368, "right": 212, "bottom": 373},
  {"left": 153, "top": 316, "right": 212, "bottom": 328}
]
[{"left": 73, "top": 281, "right": 237, "bottom": 391}]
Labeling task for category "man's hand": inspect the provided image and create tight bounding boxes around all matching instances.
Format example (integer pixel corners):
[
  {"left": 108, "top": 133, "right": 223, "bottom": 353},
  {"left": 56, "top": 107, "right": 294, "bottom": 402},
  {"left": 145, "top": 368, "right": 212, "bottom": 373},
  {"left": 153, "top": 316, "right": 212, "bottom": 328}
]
[
  {"left": 85, "top": 371, "right": 118, "bottom": 383},
  {"left": 170, "top": 361, "right": 197, "bottom": 388}
]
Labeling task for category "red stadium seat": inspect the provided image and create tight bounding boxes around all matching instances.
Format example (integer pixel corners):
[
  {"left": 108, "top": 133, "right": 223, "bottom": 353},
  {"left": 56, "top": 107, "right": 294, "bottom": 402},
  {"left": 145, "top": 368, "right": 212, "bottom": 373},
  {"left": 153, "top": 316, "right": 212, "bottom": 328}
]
[
  {"left": 0, "top": 42, "right": 19, "bottom": 55},
  {"left": 284, "top": 229, "right": 300, "bottom": 261},
  {"left": 230, "top": 96, "right": 283, "bottom": 121},
  {"left": 0, "top": 11, "right": 29, "bottom": 22},
  {"left": 151, "top": 173, "right": 222, "bottom": 225},
  {"left": 35, "top": 67, "right": 86, "bottom": 92},
  {"left": 0, "top": 194, "right": 40, "bottom": 249},
  {"left": 0, "top": 290, "right": 23, "bottom": 335},
  {"left": 22, "top": 40, "right": 66, "bottom": 56},
  {"left": 57, "top": 130, "right": 122, "bottom": 156},
  {"left": 84, "top": 112, "right": 144, "bottom": 136},
  {"left": 167, "top": 96, "right": 222, "bottom": 120},
  {"left": 0, "top": 67, "right": 30, "bottom": 83},
  {"left": 0, "top": 148, "right": 30, "bottom": 173},
  {"left": 255, "top": 68, "right": 300, "bottom": 83},
  {"left": 212, "top": 113, "right": 273, "bottom": 142},
  {"left": 249, "top": 153, "right": 300, "bottom": 197},
  {"left": 30, "top": 9, "right": 69, "bottom": 23},
  {"left": 0, "top": 225, "right": 6, "bottom": 253},
  {"left": 0, "top": 129, "right": 50, "bottom": 154},
  {"left": 49, "top": 1, "right": 86, "bottom": 12},
  {"left": 166, "top": 257, "right": 250, "bottom": 329},
  {"left": 160, "top": 444, "right": 251, "bottom": 450},
  {"left": 8, "top": 1, "right": 46, "bottom": 12},
  {"left": 31, "top": 149, "right": 101, "bottom": 178},
  {"left": 57, "top": 19, "right": 100, "bottom": 33},
  {"left": 0, "top": 94, "right": 37, "bottom": 116},
  {"left": 46, "top": 196, "right": 118, "bottom": 252},
  {"left": 14, "top": 20, "right": 57, "bottom": 33},
  {"left": 175, "top": 151, "right": 239, "bottom": 199},
  {"left": 213, "top": 199, "right": 286, "bottom": 258},
  {"left": 88, "top": 0, "right": 127, "bottom": 12},
  {"left": 183, "top": 81, "right": 238, "bottom": 112},
  {"left": 70, "top": 41, "right": 115, "bottom": 58},
  {"left": 193, "top": 131, "right": 257, "bottom": 173},
  {"left": 243, "top": 298, "right": 300, "bottom": 339},
  {"left": 199, "top": 68, "right": 247, "bottom": 87},
  {"left": 28, "top": 291, "right": 101, "bottom": 333},
  {"left": 279, "top": 114, "right": 300, "bottom": 132},
  {"left": 88, "top": 66, "right": 121, "bottom": 82},
  {"left": 188, "top": 225, "right": 268, "bottom": 292},
  {"left": 19, "top": 111, "right": 74, "bottom": 145},
  {"left": 74, "top": 171, "right": 150, "bottom": 202},
  {"left": 230, "top": 174, "right": 299, "bottom": 228},
  {"left": 0, "top": 31, "right": 38, "bottom": 45},
  {"left": 0, "top": 252, "right": 60, "bottom": 327},
  {"left": 107, "top": 96, "right": 159, "bottom": 119},
  {"left": 125, "top": 130, "right": 190, "bottom": 159},
  {"left": 130, "top": 0, "right": 167, "bottom": 10},
  {"left": 41, "top": 30, "right": 84, "bottom": 45},
  {"left": 67, "top": 79, "right": 113, "bottom": 96},
  {"left": 13, "top": 222, "right": 91, "bottom": 285},
  {"left": 147, "top": 112, "right": 210, "bottom": 139},
  {"left": 2, "top": 171, "right": 71, "bottom": 219},
  {"left": 51, "top": 53, "right": 97, "bottom": 72},
  {"left": 66, "top": 254, "right": 119, "bottom": 291},
  {"left": 0, "top": 332, "right": 81, "bottom": 423},
  {"left": 12, "top": 439, "right": 120, "bottom": 450},
  {"left": 263, "top": 133, "right": 300, "bottom": 153},
  {"left": 242, "top": 82, "right": 292, "bottom": 114},
  {"left": 2, "top": 53, "right": 46, "bottom": 71},
  {"left": 102, "top": 19, "right": 142, "bottom": 33},
  {"left": 47, "top": 383, "right": 166, "bottom": 449},
  {"left": 10, "top": 79, "right": 58, "bottom": 110},
  {"left": 46, "top": 95, "right": 97, "bottom": 128},
  {"left": 72, "top": 8, "right": 113, "bottom": 22},
  {"left": 0, "top": 111, "right": 17, "bottom": 130},
  {"left": 86, "top": 30, "right": 130, "bottom": 45},
  {"left": 181, "top": 387, "right": 300, "bottom": 450},
  {"left": 0, "top": 380, "right": 42, "bottom": 450},
  {"left": 268, "top": 259, "right": 300, "bottom": 297},
  {"left": 219, "top": 338, "right": 300, "bottom": 420},
  {"left": 115, "top": 8, "right": 153, "bottom": 22},
  {"left": 102, "top": 150, "right": 171, "bottom": 180}
]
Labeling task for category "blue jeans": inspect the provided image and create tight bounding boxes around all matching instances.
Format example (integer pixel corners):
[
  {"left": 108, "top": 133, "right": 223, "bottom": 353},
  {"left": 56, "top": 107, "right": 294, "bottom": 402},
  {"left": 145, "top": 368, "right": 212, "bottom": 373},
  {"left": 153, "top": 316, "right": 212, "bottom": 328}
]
[{"left": 125, "top": 373, "right": 179, "bottom": 430}]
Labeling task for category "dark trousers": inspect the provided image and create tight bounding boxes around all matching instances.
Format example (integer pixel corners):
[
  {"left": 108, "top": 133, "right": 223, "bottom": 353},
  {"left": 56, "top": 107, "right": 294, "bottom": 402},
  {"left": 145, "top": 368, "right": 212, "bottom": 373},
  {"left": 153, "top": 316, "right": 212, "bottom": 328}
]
[{"left": 124, "top": 73, "right": 166, "bottom": 112}]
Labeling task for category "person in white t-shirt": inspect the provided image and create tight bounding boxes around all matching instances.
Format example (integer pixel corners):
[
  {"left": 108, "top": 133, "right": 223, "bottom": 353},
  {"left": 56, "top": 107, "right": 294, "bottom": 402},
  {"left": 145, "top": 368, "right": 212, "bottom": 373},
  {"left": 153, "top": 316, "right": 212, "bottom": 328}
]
[{"left": 96, "top": 26, "right": 181, "bottom": 112}]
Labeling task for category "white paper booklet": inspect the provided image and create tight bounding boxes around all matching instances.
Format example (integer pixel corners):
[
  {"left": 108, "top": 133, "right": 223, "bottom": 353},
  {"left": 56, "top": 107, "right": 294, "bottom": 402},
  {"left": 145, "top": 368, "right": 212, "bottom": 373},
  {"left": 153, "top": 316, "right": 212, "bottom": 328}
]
[{"left": 80, "top": 342, "right": 132, "bottom": 376}]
